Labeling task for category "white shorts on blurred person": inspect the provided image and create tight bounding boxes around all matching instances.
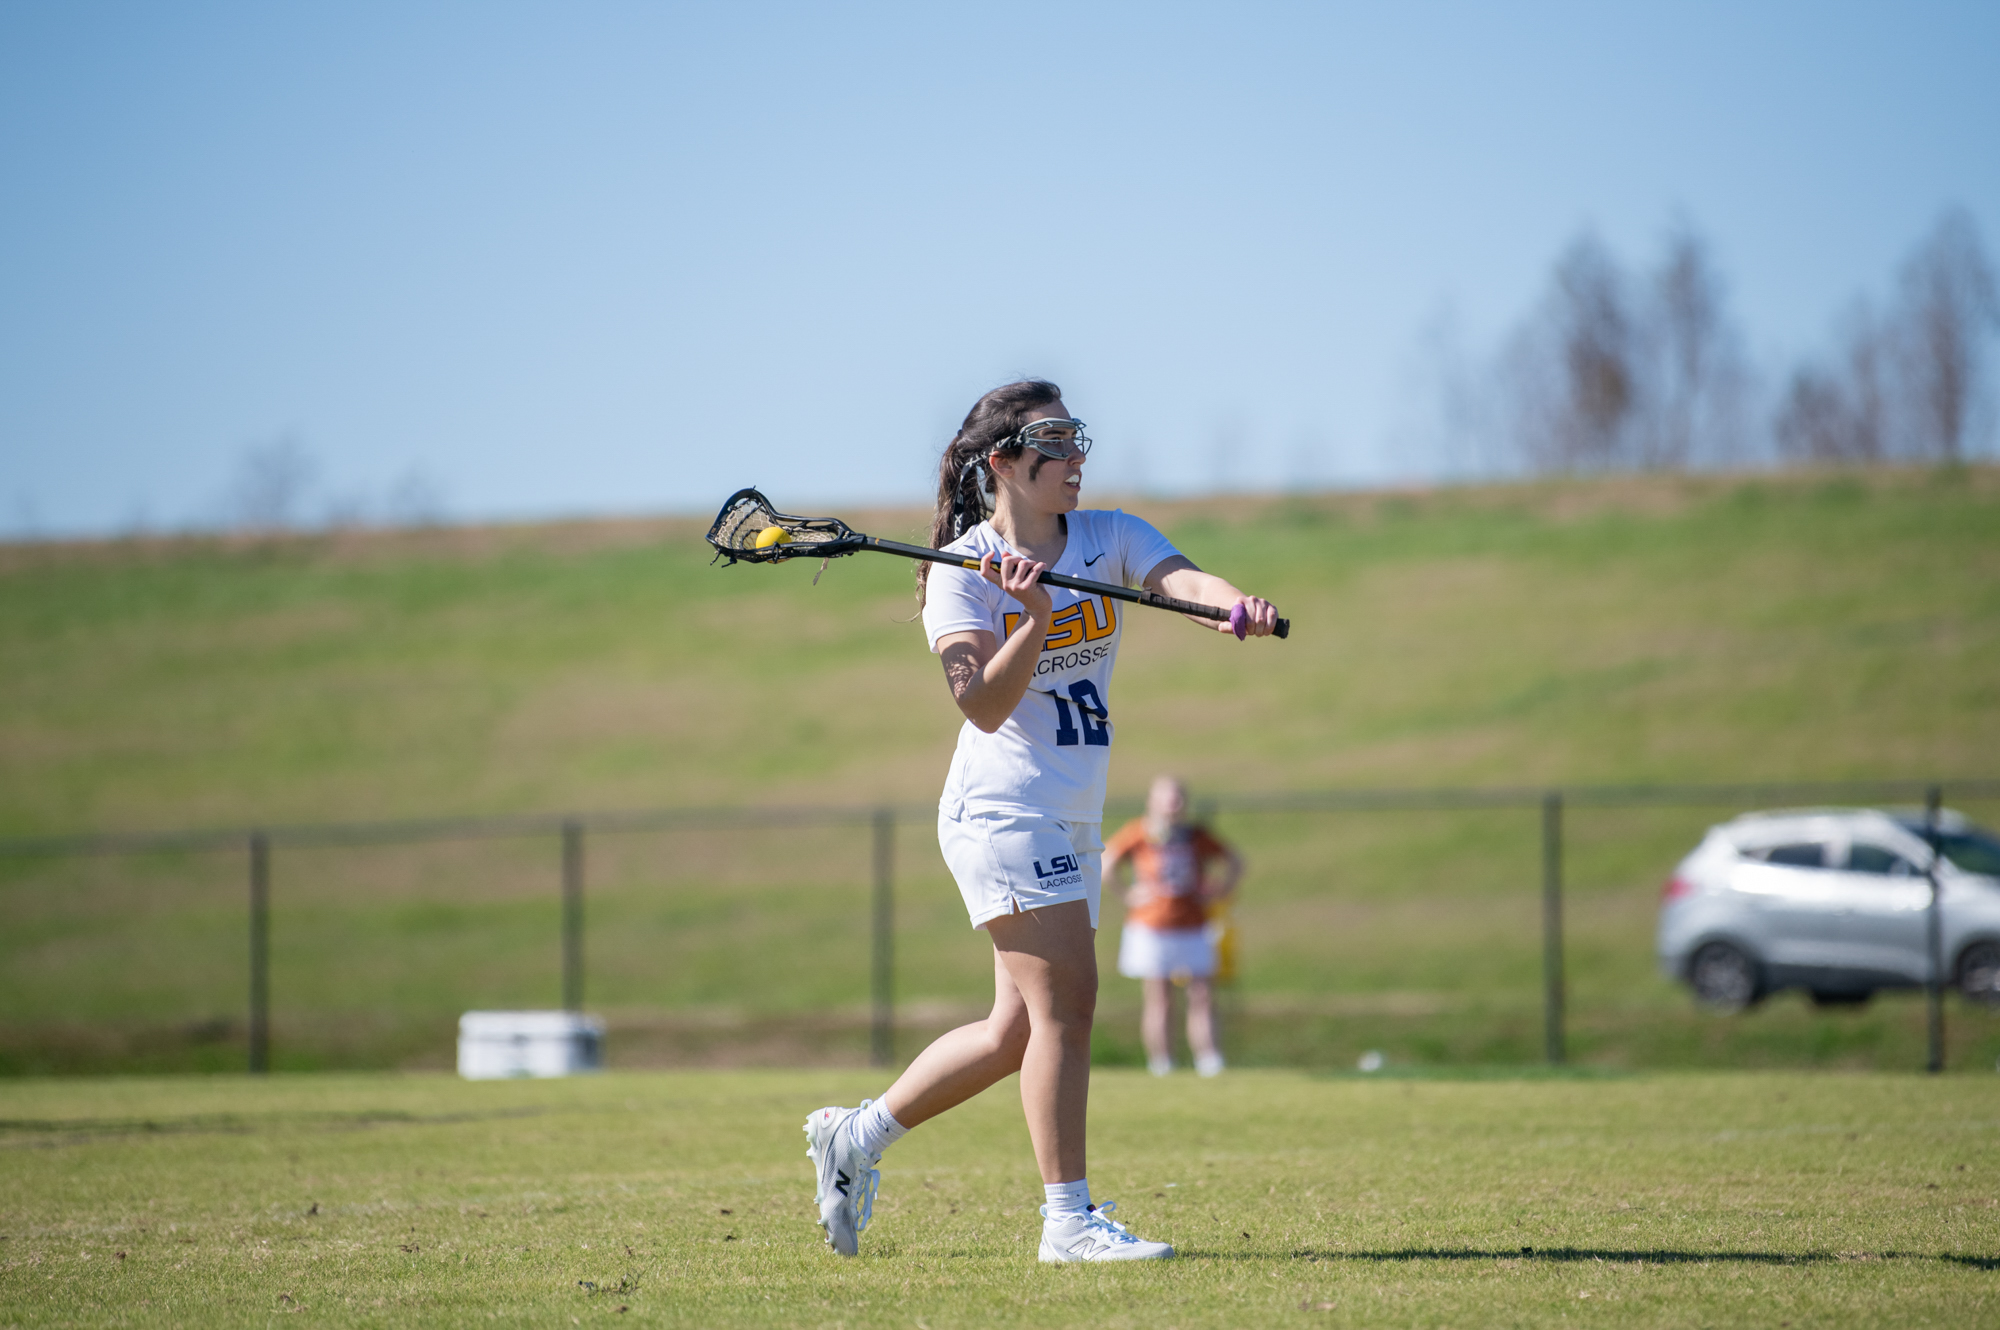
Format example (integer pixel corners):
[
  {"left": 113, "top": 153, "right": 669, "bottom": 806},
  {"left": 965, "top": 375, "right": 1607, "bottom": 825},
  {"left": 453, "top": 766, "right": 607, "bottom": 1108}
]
[{"left": 1116, "top": 921, "right": 1217, "bottom": 981}]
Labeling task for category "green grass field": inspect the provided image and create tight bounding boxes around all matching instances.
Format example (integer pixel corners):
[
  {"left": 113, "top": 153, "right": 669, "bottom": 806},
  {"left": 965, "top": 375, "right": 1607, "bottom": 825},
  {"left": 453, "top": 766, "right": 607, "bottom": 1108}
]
[
  {"left": 3, "top": 1069, "right": 1996, "bottom": 1327},
  {"left": 4, "top": 467, "right": 1999, "bottom": 1074}
]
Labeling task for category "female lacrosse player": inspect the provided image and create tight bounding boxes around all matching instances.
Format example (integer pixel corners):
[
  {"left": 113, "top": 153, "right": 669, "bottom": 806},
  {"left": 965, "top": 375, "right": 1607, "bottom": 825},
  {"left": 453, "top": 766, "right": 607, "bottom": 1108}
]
[
  {"left": 1105, "top": 774, "right": 1242, "bottom": 1078},
  {"left": 804, "top": 380, "right": 1278, "bottom": 1263}
]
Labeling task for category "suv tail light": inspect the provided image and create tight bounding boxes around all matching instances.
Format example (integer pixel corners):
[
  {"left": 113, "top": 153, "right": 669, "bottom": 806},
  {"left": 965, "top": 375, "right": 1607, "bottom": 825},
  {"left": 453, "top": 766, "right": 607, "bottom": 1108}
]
[{"left": 1660, "top": 875, "right": 1694, "bottom": 902}]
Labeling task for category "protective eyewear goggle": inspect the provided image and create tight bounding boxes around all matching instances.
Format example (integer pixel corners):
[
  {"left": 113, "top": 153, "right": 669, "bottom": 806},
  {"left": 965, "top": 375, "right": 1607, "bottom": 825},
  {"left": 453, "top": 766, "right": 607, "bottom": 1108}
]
[{"left": 1011, "top": 417, "right": 1092, "bottom": 461}]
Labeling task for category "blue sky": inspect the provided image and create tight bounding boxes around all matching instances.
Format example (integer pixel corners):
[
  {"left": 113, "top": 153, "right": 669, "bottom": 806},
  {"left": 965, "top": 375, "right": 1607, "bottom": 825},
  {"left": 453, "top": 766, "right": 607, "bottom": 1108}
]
[{"left": 3, "top": 1, "right": 1996, "bottom": 535}]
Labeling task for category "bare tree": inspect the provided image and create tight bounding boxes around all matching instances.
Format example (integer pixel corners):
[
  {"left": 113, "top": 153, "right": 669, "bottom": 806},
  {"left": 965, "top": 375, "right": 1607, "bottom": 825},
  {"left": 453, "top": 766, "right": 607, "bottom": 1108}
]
[
  {"left": 1640, "top": 225, "right": 1752, "bottom": 468},
  {"left": 1502, "top": 233, "right": 1639, "bottom": 471},
  {"left": 1390, "top": 302, "right": 1504, "bottom": 479},
  {"left": 1774, "top": 207, "right": 1996, "bottom": 467},
  {"left": 227, "top": 436, "right": 316, "bottom": 533},
  {"left": 1843, "top": 303, "right": 1890, "bottom": 461},
  {"left": 1498, "top": 223, "right": 1754, "bottom": 474},
  {"left": 1774, "top": 366, "right": 1847, "bottom": 462},
  {"left": 1492, "top": 207, "right": 1999, "bottom": 474},
  {"left": 1775, "top": 303, "right": 1890, "bottom": 463},
  {"left": 1890, "top": 207, "right": 1999, "bottom": 461}
]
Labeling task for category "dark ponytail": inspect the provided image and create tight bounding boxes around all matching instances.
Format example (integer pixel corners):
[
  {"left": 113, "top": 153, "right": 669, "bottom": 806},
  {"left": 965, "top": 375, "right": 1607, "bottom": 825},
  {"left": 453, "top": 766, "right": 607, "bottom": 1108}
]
[{"left": 916, "top": 379, "right": 1063, "bottom": 606}]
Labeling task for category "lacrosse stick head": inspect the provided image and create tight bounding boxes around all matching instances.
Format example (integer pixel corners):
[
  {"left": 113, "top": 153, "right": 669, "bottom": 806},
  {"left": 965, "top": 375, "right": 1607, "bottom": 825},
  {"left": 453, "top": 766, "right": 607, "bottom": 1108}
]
[{"left": 705, "top": 488, "right": 861, "bottom": 564}]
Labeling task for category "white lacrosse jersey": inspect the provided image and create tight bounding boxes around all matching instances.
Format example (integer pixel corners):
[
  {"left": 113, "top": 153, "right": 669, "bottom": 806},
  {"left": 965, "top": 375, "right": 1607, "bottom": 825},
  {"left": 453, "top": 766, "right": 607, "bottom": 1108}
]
[{"left": 922, "top": 510, "right": 1183, "bottom": 823}]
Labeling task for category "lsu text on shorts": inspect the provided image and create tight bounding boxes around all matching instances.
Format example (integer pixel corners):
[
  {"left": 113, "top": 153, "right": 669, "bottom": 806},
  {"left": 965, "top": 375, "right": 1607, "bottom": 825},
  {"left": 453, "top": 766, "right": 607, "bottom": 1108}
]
[{"left": 937, "top": 808, "right": 1103, "bottom": 930}]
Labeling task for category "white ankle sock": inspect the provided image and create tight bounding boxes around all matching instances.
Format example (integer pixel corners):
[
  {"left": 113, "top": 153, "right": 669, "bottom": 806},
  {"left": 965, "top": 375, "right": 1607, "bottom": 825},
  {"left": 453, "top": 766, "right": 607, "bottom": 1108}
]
[
  {"left": 1043, "top": 1178, "right": 1092, "bottom": 1221},
  {"left": 847, "top": 1099, "right": 907, "bottom": 1159}
]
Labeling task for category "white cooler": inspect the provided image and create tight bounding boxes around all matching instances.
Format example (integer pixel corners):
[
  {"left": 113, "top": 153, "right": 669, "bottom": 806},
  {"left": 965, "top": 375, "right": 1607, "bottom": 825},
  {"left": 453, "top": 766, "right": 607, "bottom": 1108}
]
[{"left": 457, "top": 1010, "right": 604, "bottom": 1079}]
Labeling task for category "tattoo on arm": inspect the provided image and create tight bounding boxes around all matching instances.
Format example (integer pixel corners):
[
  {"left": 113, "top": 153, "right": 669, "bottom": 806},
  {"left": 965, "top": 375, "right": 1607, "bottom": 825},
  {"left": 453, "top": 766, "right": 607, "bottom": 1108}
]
[{"left": 940, "top": 640, "right": 986, "bottom": 702}]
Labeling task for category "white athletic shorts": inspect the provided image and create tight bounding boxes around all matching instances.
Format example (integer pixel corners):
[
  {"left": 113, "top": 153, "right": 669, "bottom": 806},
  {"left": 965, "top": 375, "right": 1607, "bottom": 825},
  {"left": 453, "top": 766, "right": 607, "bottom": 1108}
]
[
  {"left": 1117, "top": 922, "right": 1218, "bottom": 980},
  {"left": 937, "top": 808, "right": 1103, "bottom": 930}
]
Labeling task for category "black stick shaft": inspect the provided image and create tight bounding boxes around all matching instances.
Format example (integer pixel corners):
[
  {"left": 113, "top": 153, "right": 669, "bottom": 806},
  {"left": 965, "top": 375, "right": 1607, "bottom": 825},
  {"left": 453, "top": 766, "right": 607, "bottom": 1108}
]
[{"left": 858, "top": 536, "right": 1291, "bottom": 639}]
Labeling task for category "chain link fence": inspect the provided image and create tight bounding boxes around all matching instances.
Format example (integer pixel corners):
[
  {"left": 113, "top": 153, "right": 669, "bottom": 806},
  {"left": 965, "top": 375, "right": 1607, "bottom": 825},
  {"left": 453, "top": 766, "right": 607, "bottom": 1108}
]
[{"left": 3, "top": 780, "right": 1996, "bottom": 1076}]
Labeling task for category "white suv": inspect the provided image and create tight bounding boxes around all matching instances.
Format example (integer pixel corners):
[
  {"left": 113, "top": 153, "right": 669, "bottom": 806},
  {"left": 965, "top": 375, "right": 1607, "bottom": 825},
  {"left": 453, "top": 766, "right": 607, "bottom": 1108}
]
[{"left": 1656, "top": 807, "right": 2000, "bottom": 1011}]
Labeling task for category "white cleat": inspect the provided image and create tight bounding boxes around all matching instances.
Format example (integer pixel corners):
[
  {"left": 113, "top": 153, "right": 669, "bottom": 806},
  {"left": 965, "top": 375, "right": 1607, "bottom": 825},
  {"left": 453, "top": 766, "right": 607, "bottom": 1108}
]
[
  {"left": 1037, "top": 1201, "right": 1174, "bottom": 1263},
  {"left": 803, "top": 1103, "right": 880, "bottom": 1257}
]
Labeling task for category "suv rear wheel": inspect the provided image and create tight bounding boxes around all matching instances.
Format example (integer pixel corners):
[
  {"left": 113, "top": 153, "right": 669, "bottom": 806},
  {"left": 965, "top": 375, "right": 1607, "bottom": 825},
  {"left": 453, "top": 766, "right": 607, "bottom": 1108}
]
[
  {"left": 1690, "top": 942, "right": 1760, "bottom": 1012},
  {"left": 1956, "top": 941, "right": 2000, "bottom": 1009}
]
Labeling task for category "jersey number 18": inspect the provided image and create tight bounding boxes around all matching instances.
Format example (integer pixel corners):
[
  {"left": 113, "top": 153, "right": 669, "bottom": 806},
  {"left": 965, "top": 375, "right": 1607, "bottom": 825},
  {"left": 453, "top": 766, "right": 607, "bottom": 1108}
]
[{"left": 1051, "top": 680, "right": 1109, "bottom": 747}]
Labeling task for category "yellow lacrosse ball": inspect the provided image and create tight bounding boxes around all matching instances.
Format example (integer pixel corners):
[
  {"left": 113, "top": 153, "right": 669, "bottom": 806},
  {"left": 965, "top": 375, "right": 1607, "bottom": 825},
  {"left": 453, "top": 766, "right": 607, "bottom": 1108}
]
[{"left": 753, "top": 526, "right": 792, "bottom": 550}]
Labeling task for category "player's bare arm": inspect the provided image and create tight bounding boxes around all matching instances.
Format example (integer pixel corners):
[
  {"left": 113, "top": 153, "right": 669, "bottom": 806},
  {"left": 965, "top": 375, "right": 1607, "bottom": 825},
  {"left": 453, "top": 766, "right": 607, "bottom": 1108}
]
[
  {"left": 937, "top": 551, "right": 1053, "bottom": 733},
  {"left": 1143, "top": 555, "right": 1280, "bottom": 636},
  {"left": 1102, "top": 841, "right": 1141, "bottom": 906}
]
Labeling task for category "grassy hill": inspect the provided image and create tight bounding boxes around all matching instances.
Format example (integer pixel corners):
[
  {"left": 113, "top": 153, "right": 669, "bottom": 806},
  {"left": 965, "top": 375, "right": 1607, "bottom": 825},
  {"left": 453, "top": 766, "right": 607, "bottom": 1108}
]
[{"left": 3, "top": 466, "right": 1998, "bottom": 1074}]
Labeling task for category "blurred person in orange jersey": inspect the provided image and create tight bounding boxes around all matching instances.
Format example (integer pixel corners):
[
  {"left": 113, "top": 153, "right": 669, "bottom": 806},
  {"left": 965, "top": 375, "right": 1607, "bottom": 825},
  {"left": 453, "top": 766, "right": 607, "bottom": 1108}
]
[{"left": 1104, "top": 775, "right": 1242, "bottom": 1076}]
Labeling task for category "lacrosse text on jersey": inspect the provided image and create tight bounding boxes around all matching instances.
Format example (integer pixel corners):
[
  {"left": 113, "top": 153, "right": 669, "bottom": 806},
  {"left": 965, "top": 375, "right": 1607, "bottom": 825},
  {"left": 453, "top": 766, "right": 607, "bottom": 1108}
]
[{"left": 921, "top": 510, "right": 1182, "bottom": 824}]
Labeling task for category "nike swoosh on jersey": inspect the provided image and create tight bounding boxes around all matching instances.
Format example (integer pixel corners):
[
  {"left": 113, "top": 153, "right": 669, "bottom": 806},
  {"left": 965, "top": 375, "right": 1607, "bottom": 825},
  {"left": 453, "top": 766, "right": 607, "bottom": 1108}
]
[{"left": 1082, "top": 553, "right": 1106, "bottom": 566}]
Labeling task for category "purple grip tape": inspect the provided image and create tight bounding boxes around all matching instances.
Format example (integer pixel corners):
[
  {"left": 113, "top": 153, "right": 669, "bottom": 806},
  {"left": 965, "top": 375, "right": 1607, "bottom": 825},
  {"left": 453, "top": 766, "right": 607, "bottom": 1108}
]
[{"left": 1228, "top": 603, "right": 1248, "bottom": 640}]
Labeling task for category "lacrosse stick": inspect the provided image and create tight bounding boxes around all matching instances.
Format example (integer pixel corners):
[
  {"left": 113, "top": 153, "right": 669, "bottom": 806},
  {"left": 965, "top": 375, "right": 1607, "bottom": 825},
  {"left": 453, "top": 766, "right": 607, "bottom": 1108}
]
[{"left": 706, "top": 487, "right": 1289, "bottom": 640}]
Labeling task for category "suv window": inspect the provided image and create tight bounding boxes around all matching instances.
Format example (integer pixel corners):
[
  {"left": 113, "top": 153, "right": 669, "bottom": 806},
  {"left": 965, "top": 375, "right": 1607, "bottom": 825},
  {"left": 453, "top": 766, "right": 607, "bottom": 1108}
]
[
  {"left": 1846, "top": 843, "right": 1917, "bottom": 876},
  {"left": 1938, "top": 831, "right": 2000, "bottom": 878},
  {"left": 1891, "top": 819, "right": 2000, "bottom": 877},
  {"left": 1756, "top": 843, "right": 1827, "bottom": 868}
]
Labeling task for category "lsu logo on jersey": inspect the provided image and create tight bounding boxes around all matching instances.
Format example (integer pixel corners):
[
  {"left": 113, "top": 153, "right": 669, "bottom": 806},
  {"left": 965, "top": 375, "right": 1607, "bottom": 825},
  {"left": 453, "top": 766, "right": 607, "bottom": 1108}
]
[{"left": 1004, "top": 596, "right": 1117, "bottom": 651}]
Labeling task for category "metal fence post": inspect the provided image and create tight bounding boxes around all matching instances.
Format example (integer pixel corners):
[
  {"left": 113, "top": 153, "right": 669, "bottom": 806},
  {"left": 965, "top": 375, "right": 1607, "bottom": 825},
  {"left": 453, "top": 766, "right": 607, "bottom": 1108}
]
[
  {"left": 1541, "top": 791, "right": 1565, "bottom": 1066},
  {"left": 871, "top": 809, "right": 895, "bottom": 1067},
  {"left": 1925, "top": 785, "right": 1946, "bottom": 1074},
  {"left": 249, "top": 831, "right": 270, "bottom": 1074},
  {"left": 562, "top": 819, "right": 584, "bottom": 1013}
]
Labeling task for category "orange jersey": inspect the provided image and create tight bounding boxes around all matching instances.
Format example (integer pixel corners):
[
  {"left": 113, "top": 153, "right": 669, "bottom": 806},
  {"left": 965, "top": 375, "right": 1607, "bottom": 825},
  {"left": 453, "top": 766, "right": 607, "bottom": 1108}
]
[{"left": 1107, "top": 820, "right": 1230, "bottom": 932}]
